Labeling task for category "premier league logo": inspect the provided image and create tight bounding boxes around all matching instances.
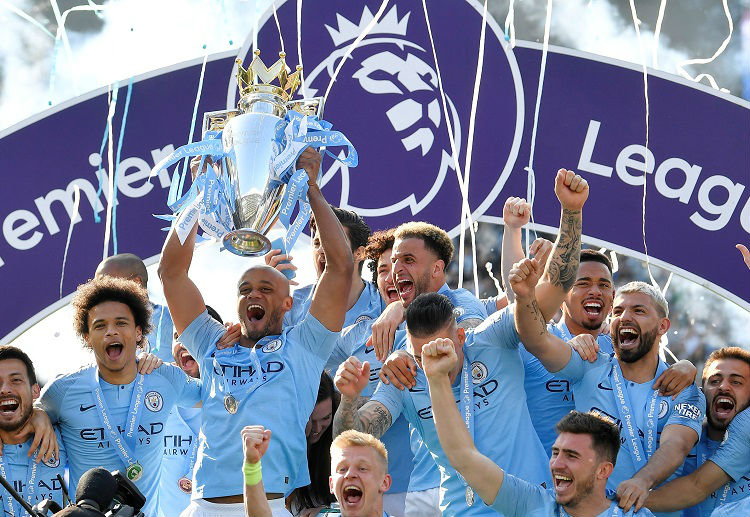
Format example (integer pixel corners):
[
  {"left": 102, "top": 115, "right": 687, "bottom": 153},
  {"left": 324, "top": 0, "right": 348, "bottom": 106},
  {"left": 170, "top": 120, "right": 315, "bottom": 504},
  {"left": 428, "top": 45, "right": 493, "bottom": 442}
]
[
  {"left": 145, "top": 391, "right": 164, "bottom": 412},
  {"left": 658, "top": 399, "right": 669, "bottom": 419},
  {"left": 235, "top": 0, "right": 524, "bottom": 234}
]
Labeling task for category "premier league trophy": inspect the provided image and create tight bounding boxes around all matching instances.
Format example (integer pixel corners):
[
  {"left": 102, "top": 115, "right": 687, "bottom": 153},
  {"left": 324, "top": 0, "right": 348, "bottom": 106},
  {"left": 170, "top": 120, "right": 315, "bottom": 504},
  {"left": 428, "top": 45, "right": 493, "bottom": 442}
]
[{"left": 207, "top": 50, "right": 324, "bottom": 256}]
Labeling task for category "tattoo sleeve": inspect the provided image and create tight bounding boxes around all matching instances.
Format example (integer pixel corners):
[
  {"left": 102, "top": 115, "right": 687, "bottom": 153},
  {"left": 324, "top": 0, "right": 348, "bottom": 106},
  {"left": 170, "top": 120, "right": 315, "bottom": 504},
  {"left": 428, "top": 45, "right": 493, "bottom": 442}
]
[
  {"left": 333, "top": 397, "right": 393, "bottom": 439},
  {"left": 545, "top": 208, "right": 582, "bottom": 292}
]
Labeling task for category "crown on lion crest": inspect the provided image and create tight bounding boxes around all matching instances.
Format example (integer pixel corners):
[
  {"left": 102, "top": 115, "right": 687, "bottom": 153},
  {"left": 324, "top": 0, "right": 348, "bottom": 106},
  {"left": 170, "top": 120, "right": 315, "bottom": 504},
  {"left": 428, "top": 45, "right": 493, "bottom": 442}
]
[
  {"left": 235, "top": 50, "right": 303, "bottom": 101},
  {"left": 325, "top": 5, "right": 410, "bottom": 46}
]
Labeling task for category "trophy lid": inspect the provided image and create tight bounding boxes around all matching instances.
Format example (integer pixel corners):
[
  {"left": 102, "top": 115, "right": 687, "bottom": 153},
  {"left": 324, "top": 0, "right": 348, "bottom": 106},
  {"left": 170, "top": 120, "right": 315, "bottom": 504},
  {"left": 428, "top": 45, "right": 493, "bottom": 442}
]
[{"left": 235, "top": 50, "right": 303, "bottom": 103}]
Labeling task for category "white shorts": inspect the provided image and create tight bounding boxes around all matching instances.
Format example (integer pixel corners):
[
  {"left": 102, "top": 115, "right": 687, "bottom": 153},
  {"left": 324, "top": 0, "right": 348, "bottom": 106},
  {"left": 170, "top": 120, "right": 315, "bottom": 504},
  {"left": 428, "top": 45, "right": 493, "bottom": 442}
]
[
  {"left": 382, "top": 491, "right": 407, "bottom": 517},
  {"left": 180, "top": 498, "right": 292, "bottom": 517},
  {"left": 404, "top": 487, "right": 440, "bottom": 517}
]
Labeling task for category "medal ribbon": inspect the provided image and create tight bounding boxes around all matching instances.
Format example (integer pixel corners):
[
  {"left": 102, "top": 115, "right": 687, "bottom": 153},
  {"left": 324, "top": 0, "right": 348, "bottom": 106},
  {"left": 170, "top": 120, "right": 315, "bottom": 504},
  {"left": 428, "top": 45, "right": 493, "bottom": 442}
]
[
  {"left": 0, "top": 451, "right": 39, "bottom": 517},
  {"left": 455, "top": 354, "right": 475, "bottom": 504},
  {"left": 211, "top": 343, "right": 265, "bottom": 403},
  {"left": 179, "top": 409, "right": 200, "bottom": 481},
  {"left": 90, "top": 369, "right": 145, "bottom": 471},
  {"left": 610, "top": 362, "right": 659, "bottom": 471}
]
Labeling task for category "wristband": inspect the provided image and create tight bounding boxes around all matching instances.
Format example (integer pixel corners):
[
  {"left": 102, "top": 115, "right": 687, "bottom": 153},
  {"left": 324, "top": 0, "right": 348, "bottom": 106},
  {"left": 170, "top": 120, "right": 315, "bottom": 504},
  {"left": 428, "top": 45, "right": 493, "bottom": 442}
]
[{"left": 243, "top": 461, "right": 262, "bottom": 485}]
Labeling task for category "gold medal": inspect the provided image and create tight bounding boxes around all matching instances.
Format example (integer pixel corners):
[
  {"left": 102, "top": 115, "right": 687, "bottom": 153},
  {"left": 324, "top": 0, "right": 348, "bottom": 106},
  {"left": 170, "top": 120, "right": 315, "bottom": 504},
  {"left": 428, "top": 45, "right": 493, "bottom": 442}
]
[
  {"left": 224, "top": 394, "right": 238, "bottom": 414},
  {"left": 178, "top": 476, "right": 192, "bottom": 493},
  {"left": 126, "top": 462, "right": 143, "bottom": 482}
]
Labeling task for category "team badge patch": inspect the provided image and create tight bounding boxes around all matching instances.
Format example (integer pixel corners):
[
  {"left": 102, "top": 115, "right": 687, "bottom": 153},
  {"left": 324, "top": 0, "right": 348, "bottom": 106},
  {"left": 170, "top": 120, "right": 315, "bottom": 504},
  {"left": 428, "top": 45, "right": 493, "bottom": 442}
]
[
  {"left": 658, "top": 399, "right": 669, "bottom": 419},
  {"left": 470, "top": 361, "right": 487, "bottom": 384},
  {"left": 355, "top": 314, "right": 373, "bottom": 324},
  {"left": 145, "top": 391, "right": 163, "bottom": 412},
  {"left": 42, "top": 454, "right": 60, "bottom": 468},
  {"left": 262, "top": 339, "right": 283, "bottom": 353}
]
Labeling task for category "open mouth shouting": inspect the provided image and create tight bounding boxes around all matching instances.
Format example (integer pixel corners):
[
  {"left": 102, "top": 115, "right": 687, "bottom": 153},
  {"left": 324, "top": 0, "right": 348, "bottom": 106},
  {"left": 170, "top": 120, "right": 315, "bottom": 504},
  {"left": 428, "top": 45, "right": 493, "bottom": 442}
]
[
  {"left": 247, "top": 304, "right": 267, "bottom": 324},
  {"left": 582, "top": 299, "right": 603, "bottom": 319},
  {"left": 396, "top": 277, "right": 414, "bottom": 301},
  {"left": 179, "top": 350, "right": 196, "bottom": 371},
  {"left": 105, "top": 342, "right": 124, "bottom": 361},
  {"left": 0, "top": 397, "right": 20, "bottom": 417},
  {"left": 341, "top": 484, "right": 364, "bottom": 509},
  {"left": 384, "top": 282, "right": 399, "bottom": 304},
  {"left": 552, "top": 471, "right": 574, "bottom": 498},
  {"left": 712, "top": 394, "right": 736, "bottom": 421},
  {"left": 617, "top": 325, "right": 640, "bottom": 351}
]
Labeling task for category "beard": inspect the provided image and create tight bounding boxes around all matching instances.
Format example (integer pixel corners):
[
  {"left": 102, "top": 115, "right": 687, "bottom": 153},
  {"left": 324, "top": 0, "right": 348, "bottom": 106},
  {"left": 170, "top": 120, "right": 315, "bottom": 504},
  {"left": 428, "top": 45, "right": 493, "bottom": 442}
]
[
  {"left": 558, "top": 472, "right": 596, "bottom": 508},
  {"left": 243, "top": 306, "right": 285, "bottom": 342},
  {"left": 0, "top": 402, "right": 33, "bottom": 433},
  {"left": 411, "top": 269, "right": 433, "bottom": 299},
  {"left": 612, "top": 323, "right": 659, "bottom": 363}
]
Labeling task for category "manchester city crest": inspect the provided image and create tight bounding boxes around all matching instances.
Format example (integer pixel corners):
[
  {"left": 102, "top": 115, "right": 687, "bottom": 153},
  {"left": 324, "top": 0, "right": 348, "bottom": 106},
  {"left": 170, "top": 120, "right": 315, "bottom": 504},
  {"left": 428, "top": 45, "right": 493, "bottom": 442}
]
[
  {"left": 145, "top": 391, "right": 164, "bottom": 412},
  {"left": 262, "top": 339, "right": 283, "bottom": 353},
  {"left": 470, "top": 361, "right": 488, "bottom": 384}
]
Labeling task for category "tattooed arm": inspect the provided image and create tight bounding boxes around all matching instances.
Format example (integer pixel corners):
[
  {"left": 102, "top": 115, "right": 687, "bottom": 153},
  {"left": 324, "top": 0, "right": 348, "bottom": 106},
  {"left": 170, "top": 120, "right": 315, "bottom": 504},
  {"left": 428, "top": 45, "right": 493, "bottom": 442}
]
[
  {"left": 508, "top": 256, "right": 573, "bottom": 372},
  {"left": 533, "top": 169, "right": 588, "bottom": 321},
  {"left": 333, "top": 397, "right": 393, "bottom": 439}
]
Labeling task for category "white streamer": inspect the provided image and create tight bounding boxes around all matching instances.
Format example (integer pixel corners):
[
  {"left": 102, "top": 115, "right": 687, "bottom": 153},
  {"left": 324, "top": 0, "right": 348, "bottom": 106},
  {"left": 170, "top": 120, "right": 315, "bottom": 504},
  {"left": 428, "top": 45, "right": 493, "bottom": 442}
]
[
  {"left": 524, "top": 0, "right": 553, "bottom": 255},
  {"left": 485, "top": 261, "right": 504, "bottom": 296},
  {"left": 676, "top": 0, "right": 732, "bottom": 92},
  {"left": 322, "top": 0, "right": 390, "bottom": 106},
  {"left": 60, "top": 185, "right": 81, "bottom": 299},
  {"left": 102, "top": 84, "right": 118, "bottom": 260},
  {"left": 504, "top": 0, "right": 516, "bottom": 48},
  {"left": 1, "top": 1, "right": 55, "bottom": 38},
  {"left": 627, "top": 0, "right": 658, "bottom": 289},
  {"left": 296, "top": 0, "right": 307, "bottom": 98},
  {"left": 652, "top": 0, "right": 668, "bottom": 67},
  {"left": 420, "top": 0, "right": 477, "bottom": 291},
  {"left": 457, "top": 0, "right": 488, "bottom": 295},
  {"left": 271, "top": 0, "right": 285, "bottom": 55}
]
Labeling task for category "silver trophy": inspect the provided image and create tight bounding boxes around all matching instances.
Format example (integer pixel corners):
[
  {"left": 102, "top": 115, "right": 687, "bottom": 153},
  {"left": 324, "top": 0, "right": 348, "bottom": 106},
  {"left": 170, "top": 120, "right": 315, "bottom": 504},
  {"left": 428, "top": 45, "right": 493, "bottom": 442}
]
[{"left": 203, "top": 50, "right": 324, "bottom": 256}]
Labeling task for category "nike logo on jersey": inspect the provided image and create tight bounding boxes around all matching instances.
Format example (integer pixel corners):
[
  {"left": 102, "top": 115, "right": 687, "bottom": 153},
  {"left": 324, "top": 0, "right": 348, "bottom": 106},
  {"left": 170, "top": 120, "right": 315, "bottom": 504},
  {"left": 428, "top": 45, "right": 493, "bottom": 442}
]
[
  {"left": 79, "top": 404, "right": 96, "bottom": 412},
  {"left": 597, "top": 382, "right": 613, "bottom": 391}
]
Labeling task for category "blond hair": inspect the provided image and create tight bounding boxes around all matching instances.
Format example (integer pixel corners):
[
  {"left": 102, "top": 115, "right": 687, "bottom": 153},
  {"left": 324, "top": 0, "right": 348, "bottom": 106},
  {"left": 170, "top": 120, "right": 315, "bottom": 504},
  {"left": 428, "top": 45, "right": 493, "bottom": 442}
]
[
  {"left": 331, "top": 430, "right": 388, "bottom": 470},
  {"left": 615, "top": 281, "right": 669, "bottom": 318}
]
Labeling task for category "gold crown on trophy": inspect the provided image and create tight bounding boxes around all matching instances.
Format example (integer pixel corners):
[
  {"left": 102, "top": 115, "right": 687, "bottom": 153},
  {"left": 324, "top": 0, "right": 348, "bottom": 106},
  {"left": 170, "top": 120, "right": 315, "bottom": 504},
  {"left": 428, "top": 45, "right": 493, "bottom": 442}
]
[{"left": 235, "top": 50, "right": 303, "bottom": 102}]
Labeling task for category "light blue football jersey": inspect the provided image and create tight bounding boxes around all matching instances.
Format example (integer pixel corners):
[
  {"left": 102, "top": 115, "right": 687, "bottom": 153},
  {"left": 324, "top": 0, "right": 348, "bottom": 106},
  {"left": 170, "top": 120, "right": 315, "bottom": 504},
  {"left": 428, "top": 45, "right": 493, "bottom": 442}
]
[
  {"left": 556, "top": 351, "right": 704, "bottom": 517},
  {"left": 437, "top": 283, "right": 489, "bottom": 323},
  {"left": 328, "top": 319, "right": 413, "bottom": 494},
  {"left": 0, "top": 429, "right": 67, "bottom": 517},
  {"left": 284, "top": 281, "right": 385, "bottom": 328},
  {"left": 709, "top": 496, "right": 750, "bottom": 517},
  {"left": 492, "top": 471, "right": 655, "bottom": 517},
  {"left": 707, "top": 408, "right": 750, "bottom": 495},
  {"left": 522, "top": 321, "right": 614, "bottom": 456},
  {"left": 148, "top": 303, "right": 176, "bottom": 363},
  {"left": 373, "top": 307, "right": 549, "bottom": 517},
  {"left": 178, "top": 309, "right": 338, "bottom": 498},
  {"left": 157, "top": 406, "right": 200, "bottom": 517},
  {"left": 38, "top": 364, "right": 200, "bottom": 516}
]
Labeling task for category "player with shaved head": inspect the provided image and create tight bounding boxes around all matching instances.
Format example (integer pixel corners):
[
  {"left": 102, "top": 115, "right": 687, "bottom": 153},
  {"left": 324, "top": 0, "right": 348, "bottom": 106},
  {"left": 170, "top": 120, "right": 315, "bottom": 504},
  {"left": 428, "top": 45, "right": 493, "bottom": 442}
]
[{"left": 159, "top": 147, "right": 353, "bottom": 517}]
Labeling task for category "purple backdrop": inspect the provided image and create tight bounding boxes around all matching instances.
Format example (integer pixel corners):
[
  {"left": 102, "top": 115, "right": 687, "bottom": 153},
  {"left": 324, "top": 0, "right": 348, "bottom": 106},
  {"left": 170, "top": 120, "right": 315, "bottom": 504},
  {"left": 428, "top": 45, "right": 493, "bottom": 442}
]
[{"left": 1, "top": 0, "right": 747, "bottom": 342}]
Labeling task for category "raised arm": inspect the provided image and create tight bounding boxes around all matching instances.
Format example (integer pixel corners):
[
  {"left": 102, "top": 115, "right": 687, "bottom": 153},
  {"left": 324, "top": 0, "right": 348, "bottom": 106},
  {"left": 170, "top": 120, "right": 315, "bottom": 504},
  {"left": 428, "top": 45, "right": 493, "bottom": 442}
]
[
  {"left": 501, "top": 197, "right": 531, "bottom": 304},
  {"left": 157, "top": 213, "right": 206, "bottom": 334},
  {"left": 241, "top": 425, "right": 273, "bottom": 517},
  {"left": 422, "top": 338, "right": 504, "bottom": 505},
  {"left": 509, "top": 257, "right": 573, "bottom": 372},
  {"left": 618, "top": 424, "right": 699, "bottom": 512},
  {"left": 301, "top": 148, "right": 354, "bottom": 331},
  {"left": 646, "top": 460, "right": 732, "bottom": 512},
  {"left": 534, "top": 169, "right": 588, "bottom": 321},
  {"left": 333, "top": 357, "right": 393, "bottom": 439}
]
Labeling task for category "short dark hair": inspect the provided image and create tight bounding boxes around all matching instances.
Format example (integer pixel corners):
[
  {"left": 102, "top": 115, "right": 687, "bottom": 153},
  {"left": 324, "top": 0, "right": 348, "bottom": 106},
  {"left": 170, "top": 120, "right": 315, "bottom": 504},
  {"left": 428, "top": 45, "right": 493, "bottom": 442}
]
[
  {"left": 394, "top": 222, "right": 453, "bottom": 268},
  {"left": 205, "top": 305, "right": 224, "bottom": 325},
  {"left": 96, "top": 253, "right": 149, "bottom": 288},
  {"left": 405, "top": 293, "right": 455, "bottom": 338},
  {"left": 580, "top": 249, "right": 613, "bottom": 276},
  {"left": 0, "top": 346, "right": 37, "bottom": 386},
  {"left": 702, "top": 347, "right": 750, "bottom": 385},
  {"left": 310, "top": 206, "right": 371, "bottom": 273},
  {"left": 555, "top": 411, "right": 620, "bottom": 466},
  {"left": 72, "top": 277, "right": 153, "bottom": 347},
  {"left": 364, "top": 229, "right": 395, "bottom": 283}
]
